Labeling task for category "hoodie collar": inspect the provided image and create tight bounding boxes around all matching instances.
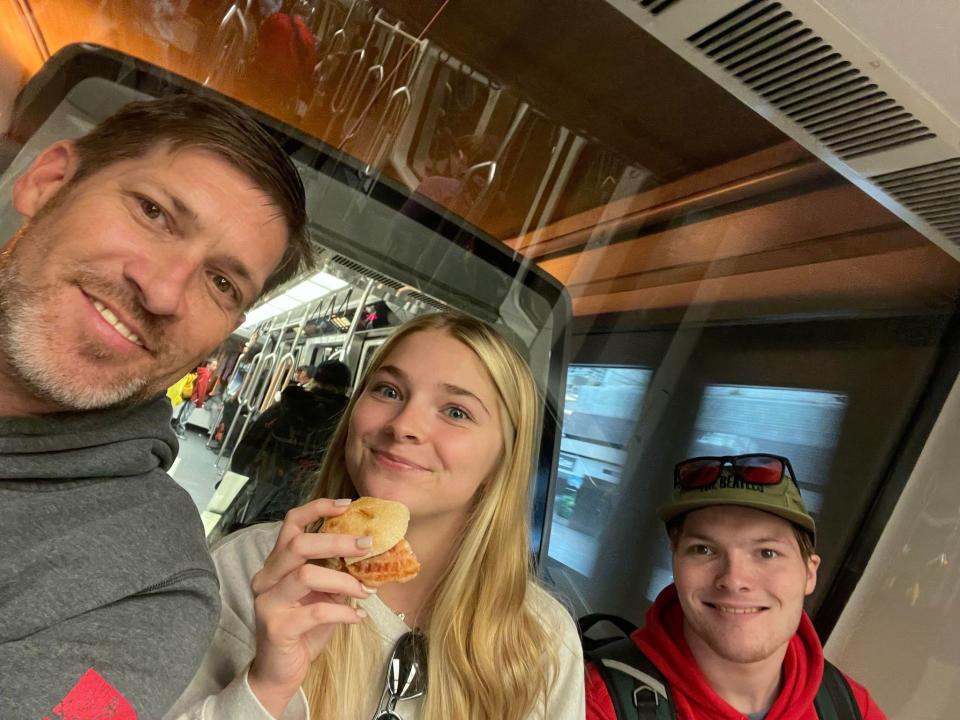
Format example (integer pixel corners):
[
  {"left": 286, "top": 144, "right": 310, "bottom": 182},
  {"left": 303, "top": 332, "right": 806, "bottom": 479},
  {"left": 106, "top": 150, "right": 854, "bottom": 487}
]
[{"left": 0, "top": 396, "right": 177, "bottom": 480}]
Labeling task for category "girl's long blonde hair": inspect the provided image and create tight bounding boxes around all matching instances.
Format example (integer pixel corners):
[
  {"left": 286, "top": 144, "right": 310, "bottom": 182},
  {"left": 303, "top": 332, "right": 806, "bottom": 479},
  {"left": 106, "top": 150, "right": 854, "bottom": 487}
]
[{"left": 302, "top": 312, "right": 558, "bottom": 719}]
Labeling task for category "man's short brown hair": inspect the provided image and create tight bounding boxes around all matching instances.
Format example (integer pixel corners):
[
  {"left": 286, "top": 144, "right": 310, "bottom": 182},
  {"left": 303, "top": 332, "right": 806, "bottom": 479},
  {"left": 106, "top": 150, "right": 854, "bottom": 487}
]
[
  {"left": 666, "top": 512, "right": 816, "bottom": 562},
  {"left": 70, "top": 93, "right": 314, "bottom": 298}
]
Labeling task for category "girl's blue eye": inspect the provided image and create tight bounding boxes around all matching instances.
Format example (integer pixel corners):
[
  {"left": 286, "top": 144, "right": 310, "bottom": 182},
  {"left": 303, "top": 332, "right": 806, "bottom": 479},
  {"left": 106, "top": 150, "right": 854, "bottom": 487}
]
[
  {"left": 373, "top": 383, "right": 399, "bottom": 399},
  {"left": 445, "top": 406, "right": 470, "bottom": 421}
]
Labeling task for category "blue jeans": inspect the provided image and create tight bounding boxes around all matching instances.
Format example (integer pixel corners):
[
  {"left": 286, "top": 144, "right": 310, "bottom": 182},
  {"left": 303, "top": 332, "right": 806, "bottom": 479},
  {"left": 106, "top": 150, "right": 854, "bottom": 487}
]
[{"left": 175, "top": 401, "right": 196, "bottom": 434}]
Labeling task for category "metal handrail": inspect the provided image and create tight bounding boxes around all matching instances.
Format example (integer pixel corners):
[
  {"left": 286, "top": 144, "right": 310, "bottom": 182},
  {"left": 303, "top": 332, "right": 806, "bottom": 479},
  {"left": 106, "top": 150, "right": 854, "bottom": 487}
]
[
  {"left": 330, "top": 47, "right": 367, "bottom": 113},
  {"left": 257, "top": 302, "right": 313, "bottom": 411},
  {"left": 239, "top": 346, "right": 274, "bottom": 407},
  {"left": 215, "top": 329, "right": 278, "bottom": 467},
  {"left": 330, "top": 9, "right": 381, "bottom": 114},
  {"left": 214, "top": 347, "right": 267, "bottom": 464},
  {"left": 203, "top": 0, "right": 251, "bottom": 86},
  {"left": 261, "top": 354, "right": 295, "bottom": 412},
  {"left": 436, "top": 48, "right": 502, "bottom": 91},
  {"left": 342, "top": 14, "right": 428, "bottom": 153},
  {"left": 364, "top": 86, "right": 412, "bottom": 173},
  {"left": 313, "top": 0, "right": 365, "bottom": 89},
  {"left": 344, "top": 61, "right": 386, "bottom": 130},
  {"left": 214, "top": 297, "right": 321, "bottom": 473},
  {"left": 342, "top": 278, "right": 375, "bottom": 358},
  {"left": 457, "top": 103, "right": 528, "bottom": 219},
  {"left": 461, "top": 160, "right": 497, "bottom": 190},
  {"left": 215, "top": 352, "right": 277, "bottom": 473},
  {"left": 205, "top": 315, "right": 270, "bottom": 446}
]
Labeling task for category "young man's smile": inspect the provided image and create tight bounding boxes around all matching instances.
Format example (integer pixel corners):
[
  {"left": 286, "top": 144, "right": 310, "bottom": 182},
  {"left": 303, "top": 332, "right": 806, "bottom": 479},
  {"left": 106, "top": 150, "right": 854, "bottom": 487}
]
[{"left": 673, "top": 505, "right": 819, "bottom": 667}]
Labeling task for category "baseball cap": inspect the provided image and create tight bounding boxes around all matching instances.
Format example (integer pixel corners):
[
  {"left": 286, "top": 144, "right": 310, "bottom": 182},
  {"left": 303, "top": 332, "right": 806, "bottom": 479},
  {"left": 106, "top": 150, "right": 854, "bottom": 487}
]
[{"left": 657, "top": 454, "right": 816, "bottom": 538}]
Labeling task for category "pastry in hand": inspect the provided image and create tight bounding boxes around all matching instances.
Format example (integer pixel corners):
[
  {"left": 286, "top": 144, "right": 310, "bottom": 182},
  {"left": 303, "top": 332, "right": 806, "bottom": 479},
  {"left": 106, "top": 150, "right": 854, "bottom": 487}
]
[{"left": 319, "top": 496, "right": 420, "bottom": 587}]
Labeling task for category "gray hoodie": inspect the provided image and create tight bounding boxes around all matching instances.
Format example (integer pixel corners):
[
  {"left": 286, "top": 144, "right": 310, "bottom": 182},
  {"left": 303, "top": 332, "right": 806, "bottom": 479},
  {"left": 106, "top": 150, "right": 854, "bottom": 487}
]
[{"left": 0, "top": 397, "right": 220, "bottom": 719}]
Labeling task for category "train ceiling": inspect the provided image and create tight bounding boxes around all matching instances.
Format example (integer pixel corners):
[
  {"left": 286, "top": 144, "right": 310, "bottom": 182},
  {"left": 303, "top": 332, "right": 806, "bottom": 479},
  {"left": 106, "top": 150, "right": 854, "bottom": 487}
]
[{"left": 1, "top": 0, "right": 958, "bottom": 324}]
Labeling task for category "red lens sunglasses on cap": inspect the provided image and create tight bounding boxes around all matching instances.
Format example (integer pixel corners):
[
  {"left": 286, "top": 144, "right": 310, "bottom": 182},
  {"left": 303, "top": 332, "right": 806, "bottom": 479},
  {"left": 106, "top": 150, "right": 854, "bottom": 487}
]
[{"left": 674, "top": 454, "right": 799, "bottom": 491}]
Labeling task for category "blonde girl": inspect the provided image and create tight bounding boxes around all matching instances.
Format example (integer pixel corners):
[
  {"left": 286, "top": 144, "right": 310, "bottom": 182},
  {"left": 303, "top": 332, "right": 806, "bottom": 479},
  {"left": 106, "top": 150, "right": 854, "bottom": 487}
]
[{"left": 167, "top": 312, "right": 585, "bottom": 720}]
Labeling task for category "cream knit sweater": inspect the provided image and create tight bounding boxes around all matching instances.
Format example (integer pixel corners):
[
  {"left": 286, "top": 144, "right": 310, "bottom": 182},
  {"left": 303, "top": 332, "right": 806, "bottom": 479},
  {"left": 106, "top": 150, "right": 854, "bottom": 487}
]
[{"left": 164, "top": 522, "right": 586, "bottom": 720}]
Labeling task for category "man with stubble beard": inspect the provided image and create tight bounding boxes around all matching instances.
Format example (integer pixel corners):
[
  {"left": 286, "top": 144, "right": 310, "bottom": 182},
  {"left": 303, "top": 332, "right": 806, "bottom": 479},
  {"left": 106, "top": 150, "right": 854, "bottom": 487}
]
[
  {"left": 0, "top": 94, "right": 312, "bottom": 718},
  {"left": 585, "top": 454, "right": 885, "bottom": 720}
]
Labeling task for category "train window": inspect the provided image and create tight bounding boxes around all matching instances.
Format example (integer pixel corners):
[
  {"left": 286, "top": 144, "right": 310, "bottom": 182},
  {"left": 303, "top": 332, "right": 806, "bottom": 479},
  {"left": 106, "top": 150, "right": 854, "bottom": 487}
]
[
  {"left": 547, "top": 364, "right": 651, "bottom": 577},
  {"left": 689, "top": 384, "right": 849, "bottom": 516}
]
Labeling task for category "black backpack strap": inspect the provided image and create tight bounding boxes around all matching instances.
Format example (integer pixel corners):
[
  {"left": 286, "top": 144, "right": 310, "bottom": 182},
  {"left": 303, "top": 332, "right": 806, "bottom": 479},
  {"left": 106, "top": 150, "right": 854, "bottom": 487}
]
[
  {"left": 814, "top": 660, "right": 862, "bottom": 720},
  {"left": 588, "top": 637, "right": 674, "bottom": 720},
  {"left": 579, "top": 613, "right": 638, "bottom": 652}
]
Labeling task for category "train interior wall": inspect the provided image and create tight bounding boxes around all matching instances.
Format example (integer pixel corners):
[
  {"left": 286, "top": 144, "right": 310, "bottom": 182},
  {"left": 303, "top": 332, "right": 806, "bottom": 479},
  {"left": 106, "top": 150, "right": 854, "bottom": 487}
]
[
  {"left": 546, "top": 311, "right": 956, "bottom": 629},
  {"left": 826, "top": 371, "right": 960, "bottom": 719}
]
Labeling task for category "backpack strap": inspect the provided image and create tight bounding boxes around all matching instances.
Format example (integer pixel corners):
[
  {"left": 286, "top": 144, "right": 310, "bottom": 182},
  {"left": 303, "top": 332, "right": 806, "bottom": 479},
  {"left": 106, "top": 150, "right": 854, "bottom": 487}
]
[
  {"left": 588, "top": 637, "right": 674, "bottom": 720},
  {"left": 814, "top": 660, "right": 863, "bottom": 720},
  {"left": 579, "top": 613, "right": 639, "bottom": 651}
]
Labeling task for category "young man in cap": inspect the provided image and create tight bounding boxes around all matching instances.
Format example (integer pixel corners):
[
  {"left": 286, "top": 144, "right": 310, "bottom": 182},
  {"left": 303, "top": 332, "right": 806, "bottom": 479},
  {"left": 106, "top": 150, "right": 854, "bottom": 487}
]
[
  {"left": 585, "top": 454, "right": 886, "bottom": 719},
  {"left": 0, "top": 93, "right": 312, "bottom": 717}
]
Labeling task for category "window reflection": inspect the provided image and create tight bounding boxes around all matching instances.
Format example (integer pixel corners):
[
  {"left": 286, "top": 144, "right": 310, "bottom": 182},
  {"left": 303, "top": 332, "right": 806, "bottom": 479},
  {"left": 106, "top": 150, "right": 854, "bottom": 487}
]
[
  {"left": 690, "top": 384, "right": 848, "bottom": 517},
  {"left": 548, "top": 365, "right": 651, "bottom": 577}
]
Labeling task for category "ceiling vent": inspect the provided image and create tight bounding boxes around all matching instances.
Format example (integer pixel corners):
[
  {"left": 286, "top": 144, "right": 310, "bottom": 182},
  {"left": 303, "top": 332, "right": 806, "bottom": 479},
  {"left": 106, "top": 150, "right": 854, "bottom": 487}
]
[
  {"left": 637, "top": 0, "right": 681, "bottom": 15},
  {"left": 686, "top": 0, "right": 935, "bottom": 160},
  {"left": 330, "top": 254, "right": 448, "bottom": 311},
  {"left": 611, "top": 0, "right": 960, "bottom": 260},
  {"left": 871, "top": 159, "right": 960, "bottom": 243}
]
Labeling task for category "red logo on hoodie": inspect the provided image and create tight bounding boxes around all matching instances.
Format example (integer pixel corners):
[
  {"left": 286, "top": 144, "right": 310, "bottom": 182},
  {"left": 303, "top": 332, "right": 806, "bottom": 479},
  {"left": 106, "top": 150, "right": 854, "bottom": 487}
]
[{"left": 43, "top": 669, "right": 137, "bottom": 720}]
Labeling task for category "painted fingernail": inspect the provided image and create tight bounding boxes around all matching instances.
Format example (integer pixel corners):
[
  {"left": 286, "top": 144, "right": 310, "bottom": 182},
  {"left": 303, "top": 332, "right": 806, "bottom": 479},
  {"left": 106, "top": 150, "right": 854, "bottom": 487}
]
[
  {"left": 356, "top": 608, "right": 368, "bottom": 619},
  {"left": 362, "top": 584, "right": 378, "bottom": 594},
  {"left": 356, "top": 536, "right": 374, "bottom": 549},
  {"left": 334, "top": 498, "right": 352, "bottom": 506}
]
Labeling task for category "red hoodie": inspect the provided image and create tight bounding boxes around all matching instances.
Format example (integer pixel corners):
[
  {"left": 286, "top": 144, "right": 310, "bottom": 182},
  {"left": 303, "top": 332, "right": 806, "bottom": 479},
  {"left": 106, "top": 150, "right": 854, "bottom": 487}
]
[
  {"left": 190, "top": 366, "right": 212, "bottom": 409},
  {"left": 586, "top": 584, "right": 886, "bottom": 720},
  {"left": 251, "top": 12, "right": 317, "bottom": 104}
]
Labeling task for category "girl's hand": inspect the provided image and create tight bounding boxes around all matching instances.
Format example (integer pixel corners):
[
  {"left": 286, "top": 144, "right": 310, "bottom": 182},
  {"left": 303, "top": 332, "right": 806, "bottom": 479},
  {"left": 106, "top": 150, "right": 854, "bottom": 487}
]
[{"left": 247, "top": 499, "right": 374, "bottom": 715}]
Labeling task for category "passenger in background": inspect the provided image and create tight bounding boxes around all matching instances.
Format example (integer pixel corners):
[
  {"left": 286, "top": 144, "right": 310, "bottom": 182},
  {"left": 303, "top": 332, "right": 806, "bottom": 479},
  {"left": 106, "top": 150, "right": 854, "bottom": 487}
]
[
  {"left": 405, "top": 132, "right": 501, "bottom": 221},
  {"left": 166, "top": 367, "right": 197, "bottom": 411},
  {"left": 271, "top": 362, "right": 314, "bottom": 403},
  {"left": 174, "top": 358, "right": 217, "bottom": 438},
  {"left": 585, "top": 454, "right": 886, "bottom": 720},
  {"left": 245, "top": 0, "right": 318, "bottom": 118},
  {"left": 166, "top": 312, "right": 585, "bottom": 719},
  {"left": 0, "top": 94, "right": 311, "bottom": 718},
  {"left": 292, "top": 363, "right": 315, "bottom": 387},
  {"left": 210, "top": 340, "right": 264, "bottom": 452},
  {"left": 228, "top": 360, "right": 352, "bottom": 528}
]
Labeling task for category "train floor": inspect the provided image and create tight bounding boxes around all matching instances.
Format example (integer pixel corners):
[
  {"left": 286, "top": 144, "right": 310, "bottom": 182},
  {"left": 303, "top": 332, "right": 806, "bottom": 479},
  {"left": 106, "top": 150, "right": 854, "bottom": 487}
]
[{"left": 171, "top": 423, "right": 224, "bottom": 514}]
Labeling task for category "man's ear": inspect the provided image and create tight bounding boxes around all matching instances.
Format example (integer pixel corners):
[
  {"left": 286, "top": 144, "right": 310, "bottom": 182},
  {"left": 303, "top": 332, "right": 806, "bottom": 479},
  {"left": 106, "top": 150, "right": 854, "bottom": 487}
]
[
  {"left": 12, "top": 141, "right": 80, "bottom": 218},
  {"left": 805, "top": 553, "right": 822, "bottom": 596}
]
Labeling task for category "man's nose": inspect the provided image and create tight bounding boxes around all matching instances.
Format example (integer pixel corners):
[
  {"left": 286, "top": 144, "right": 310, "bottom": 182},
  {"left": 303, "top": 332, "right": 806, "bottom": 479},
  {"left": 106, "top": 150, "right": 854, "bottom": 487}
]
[
  {"left": 122, "top": 251, "right": 199, "bottom": 317},
  {"left": 715, "top": 552, "right": 753, "bottom": 592}
]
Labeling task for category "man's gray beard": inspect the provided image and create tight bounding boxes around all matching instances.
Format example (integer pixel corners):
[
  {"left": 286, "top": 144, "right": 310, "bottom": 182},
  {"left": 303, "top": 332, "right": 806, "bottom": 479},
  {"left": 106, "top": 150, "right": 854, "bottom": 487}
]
[{"left": 0, "top": 244, "right": 154, "bottom": 411}]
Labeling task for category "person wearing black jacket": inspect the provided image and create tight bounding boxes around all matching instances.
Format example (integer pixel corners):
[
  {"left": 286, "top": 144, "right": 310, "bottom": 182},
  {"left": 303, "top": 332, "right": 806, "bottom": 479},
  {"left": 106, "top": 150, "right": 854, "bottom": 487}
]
[{"left": 228, "top": 360, "right": 351, "bottom": 529}]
